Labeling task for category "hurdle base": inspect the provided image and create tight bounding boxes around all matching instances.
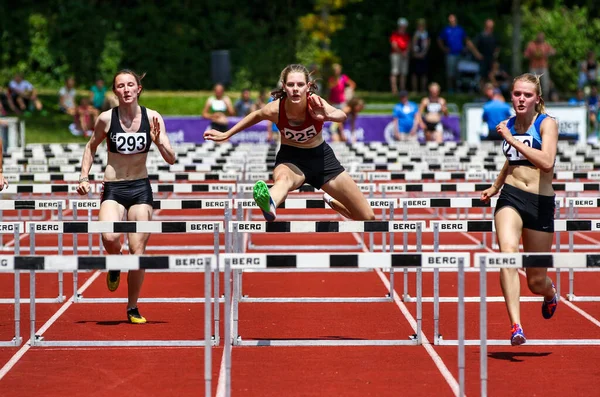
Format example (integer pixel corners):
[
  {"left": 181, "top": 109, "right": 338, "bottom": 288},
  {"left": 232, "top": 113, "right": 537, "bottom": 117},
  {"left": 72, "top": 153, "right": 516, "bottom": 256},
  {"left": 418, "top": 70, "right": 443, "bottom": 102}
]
[
  {"left": 240, "top": 297, "right": 393, "bottom": 303},
  {"left": 235, "top": 338, "right": 419, "bottom": 347},
  {"left": 0, "top": 296, "right": 66, "bottom": 304},
  {"left": 0, "top": 336, "right": 22, "bottom": 347},
  {"left": 438, "top": 339, "right": 600, "bottom": 346},
  {"left": 73, "top": 297, "right": 225, "bottom": 304},
  {"left": 403, "top": 296, "right": 543, "bottom": 303},
  {"left": 566, "top": 295, "right": 600, "bottom": 302},
  {"left": 30, "top": 338, "right": 217, "bottom": 347}
]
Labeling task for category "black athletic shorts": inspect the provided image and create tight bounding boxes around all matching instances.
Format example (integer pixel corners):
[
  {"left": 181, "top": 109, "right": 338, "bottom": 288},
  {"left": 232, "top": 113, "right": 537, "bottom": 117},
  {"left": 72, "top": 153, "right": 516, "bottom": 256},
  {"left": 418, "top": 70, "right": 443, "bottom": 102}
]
[
  {"left": 101, "top": 178, "right": 154, "bottom": 210},
  {"left": 494, "top": 183, "right": 555, "bottom": 232},
  {"left": 275, "top": 142, "right": 345, "bottom": 189}
]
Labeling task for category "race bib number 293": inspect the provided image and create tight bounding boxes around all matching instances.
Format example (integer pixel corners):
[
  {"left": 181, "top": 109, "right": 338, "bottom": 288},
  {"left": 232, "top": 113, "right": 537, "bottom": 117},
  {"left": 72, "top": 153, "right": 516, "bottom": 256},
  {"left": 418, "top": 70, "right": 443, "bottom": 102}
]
[{"left": 115, "top": 132, "right": 148, "bottom": 154}]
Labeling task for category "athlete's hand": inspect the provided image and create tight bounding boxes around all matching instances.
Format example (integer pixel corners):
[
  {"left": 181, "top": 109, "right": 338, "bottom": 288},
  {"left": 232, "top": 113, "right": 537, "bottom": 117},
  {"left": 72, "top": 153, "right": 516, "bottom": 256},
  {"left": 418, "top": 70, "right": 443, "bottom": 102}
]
[
  {"left": 150, "top": 116, "right": 161, "bottom": 143},
  {"left": 203, "top": 129, "right": 231, "bottom": 142},
  {"left": 77, "top": 180, "right": 90, "bottom": 195},
  {"left": 496, "top": 120, "right": 512, "bottom": 142},
  {"left": 0, "top": 173, "right": 8, "bottom": 191},
  {"left": 307, "top": 95, "right": 327, "bottom": 121},
  {"left": 480, "top": 185, "right": 499, "bottom": 204}
]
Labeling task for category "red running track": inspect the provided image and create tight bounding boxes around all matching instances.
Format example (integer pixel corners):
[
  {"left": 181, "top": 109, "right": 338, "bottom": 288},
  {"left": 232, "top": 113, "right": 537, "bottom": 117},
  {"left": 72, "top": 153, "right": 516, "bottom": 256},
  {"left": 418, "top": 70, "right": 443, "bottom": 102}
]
[{"left": 0, "top": 207, "right": 599, "bottom": 396}]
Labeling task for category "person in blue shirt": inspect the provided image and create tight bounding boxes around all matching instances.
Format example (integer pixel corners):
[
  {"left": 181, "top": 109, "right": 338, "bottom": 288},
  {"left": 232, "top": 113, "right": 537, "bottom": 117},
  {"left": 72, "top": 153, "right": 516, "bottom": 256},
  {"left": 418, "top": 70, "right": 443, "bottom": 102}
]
[
  {"left": 392, "top": 90, "right": 418, "bottom": 140},
  {"left": 437, "top": 14, "right": 481, "bottom": 93},
  {"left": 482, "top": 87, "right": 512, "bottom": 141}
]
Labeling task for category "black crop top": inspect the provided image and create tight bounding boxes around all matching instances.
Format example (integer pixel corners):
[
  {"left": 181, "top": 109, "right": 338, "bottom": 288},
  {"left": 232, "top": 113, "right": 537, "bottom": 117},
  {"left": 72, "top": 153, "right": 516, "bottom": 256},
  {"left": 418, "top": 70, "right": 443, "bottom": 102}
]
[{"left": 107, "top": 106, "right": 152, "bottom": 154}]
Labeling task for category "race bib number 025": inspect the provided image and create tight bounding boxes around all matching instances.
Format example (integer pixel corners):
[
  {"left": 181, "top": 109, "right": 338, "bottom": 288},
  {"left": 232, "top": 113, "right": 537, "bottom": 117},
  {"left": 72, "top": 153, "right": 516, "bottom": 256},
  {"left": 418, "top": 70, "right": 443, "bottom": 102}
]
[
  {"left": 114, "top": 132, "right": 148, "bottom": 154},
  {"left": 502, "top": 135, "right": 533, "bottom": 161},
  {"left": 283, "top": 126, "right": 318, "bottom": 143}
]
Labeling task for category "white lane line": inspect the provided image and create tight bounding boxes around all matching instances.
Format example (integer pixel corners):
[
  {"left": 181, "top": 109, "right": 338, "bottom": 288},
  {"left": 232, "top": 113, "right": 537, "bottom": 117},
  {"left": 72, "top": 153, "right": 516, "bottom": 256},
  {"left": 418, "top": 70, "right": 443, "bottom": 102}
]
[{"left": 0, "top": 270, "right": 101, "bottom": 381}]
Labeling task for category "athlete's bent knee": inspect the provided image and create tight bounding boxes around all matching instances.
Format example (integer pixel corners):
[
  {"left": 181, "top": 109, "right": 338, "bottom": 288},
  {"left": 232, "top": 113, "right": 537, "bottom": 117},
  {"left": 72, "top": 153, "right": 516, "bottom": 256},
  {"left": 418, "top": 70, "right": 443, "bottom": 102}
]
[
  {"left": 527, "top": 275, "right": 548, "bottom": 294},
  {"left": 352, "top": 208, "right": 375, "bottom": 221},
  {"left": 102, "top": 233, "right": 122, "bottom": 253}
]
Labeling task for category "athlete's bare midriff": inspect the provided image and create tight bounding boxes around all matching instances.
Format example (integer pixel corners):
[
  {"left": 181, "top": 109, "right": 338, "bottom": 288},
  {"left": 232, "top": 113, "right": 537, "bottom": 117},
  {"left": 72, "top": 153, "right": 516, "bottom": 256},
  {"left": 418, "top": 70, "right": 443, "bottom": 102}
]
[
  {"left": 103, "top": 151, "right": 149, "bottom": 181},
  {"left": 505, "top": 165, "right": 554, "bottom": 196}
]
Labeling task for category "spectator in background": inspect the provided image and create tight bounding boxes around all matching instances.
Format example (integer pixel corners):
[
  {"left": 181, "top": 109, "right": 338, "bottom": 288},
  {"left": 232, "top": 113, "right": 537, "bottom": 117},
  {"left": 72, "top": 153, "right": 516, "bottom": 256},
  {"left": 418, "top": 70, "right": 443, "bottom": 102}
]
[
  {"left": 390, "top": 18, "right": 411, "bottom": 94},
  {"left": 8, "top": 74, "right": 44, "bottom": 114},
  {"left": 90, "top": 79, "right": 107, "bottom": 110},
  {"left": 330, "top": 97, "right": 365, "bottom": 143},
  {"left": 328, "top": 63, "right": 356, "bottom": 138},
  {"left": 0, "top": 88, "right": 7, "bottom": 116},
  {"left": 69, "top": 97, "right": 98, "bottom": 137},
  {"left": 568, "top": 88, "right": 586, "bottom": 106},
  {"left": 392, "top": 90, "right": 419, "bottom": 141},
  {"left": 474, "top": 19, "right": 499, "bottom": 87},
  {"left": 437, "top": 14, "right": 482, "bottom": 93},
  {"left": 524, "top": 32, "right": 556, "bottom": 96},
  {"left": 234, "top": 89, "right": 254, "bottom": 117},
  {"left": 328, "top": 63, "right": 356, "bottom": 109},
  {"left": 578, "top": 51, "right": 598, "bottom": 89},
  {"left": 59, "top": 76, "right": 77, "bottom": 115},
  {"left": 411, "top": 18, "right": 430, "bottom": 94},
  {"left": 253, "top": 90, "right": 268, "bottom": 111},
  {"left": 201, "top": 83, "right": 234, "bottom": 133},
  {"left": 488, "top": 60, "right": 511, "bottom": 98},
  {"left": 482, "top": 86, "right": 512, "bottom": 141},
  {"left": 416, "top": 82, "right": 448, "bottom": 143},
  {"left": 588, "top": 84, "right": 599, "bottom": 133}
]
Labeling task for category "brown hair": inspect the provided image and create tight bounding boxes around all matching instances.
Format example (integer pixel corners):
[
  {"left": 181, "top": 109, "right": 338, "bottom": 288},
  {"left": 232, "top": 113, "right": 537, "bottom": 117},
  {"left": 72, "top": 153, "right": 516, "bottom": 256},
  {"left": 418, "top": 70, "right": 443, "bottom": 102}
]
[
  {"left": 112, "top": 69, "right": 146, "bottom": 98},
  {"left": 270, "top": 64, "right": 319, "bottom": 100},
  {"left": 511, "top": 73, "right": 546, "bottom": 114}
]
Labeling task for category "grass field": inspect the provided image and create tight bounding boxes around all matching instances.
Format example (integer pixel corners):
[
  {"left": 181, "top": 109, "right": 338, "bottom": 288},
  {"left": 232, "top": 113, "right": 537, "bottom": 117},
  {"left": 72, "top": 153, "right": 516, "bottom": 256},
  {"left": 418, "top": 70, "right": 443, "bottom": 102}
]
[{"left": 8, "top": 90, "right": 478, "bottom": 144}]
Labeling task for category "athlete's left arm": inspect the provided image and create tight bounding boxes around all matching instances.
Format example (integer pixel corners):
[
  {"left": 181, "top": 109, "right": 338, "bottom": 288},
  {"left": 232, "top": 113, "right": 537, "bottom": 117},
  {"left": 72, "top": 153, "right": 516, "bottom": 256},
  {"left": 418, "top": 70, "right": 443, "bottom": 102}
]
[
  {"left": 503, "top": 117, "right": 558, "bottom": 173},
  {"left": 149, "top": 110, "right": 177, "bottom": 165},
  {"left": 313, "top": 96, "right": 347, "bottom": 122}
]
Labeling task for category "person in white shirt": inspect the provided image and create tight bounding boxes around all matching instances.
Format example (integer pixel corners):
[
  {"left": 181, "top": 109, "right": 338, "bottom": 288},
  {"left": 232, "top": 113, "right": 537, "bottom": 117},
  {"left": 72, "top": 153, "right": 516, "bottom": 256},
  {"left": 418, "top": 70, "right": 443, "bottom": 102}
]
[
  {"left": 8, "top": 74, "right": 43, "bottom": 113},
  {"left": 59, "top": 77, "right": 77, "bottom": 115}
]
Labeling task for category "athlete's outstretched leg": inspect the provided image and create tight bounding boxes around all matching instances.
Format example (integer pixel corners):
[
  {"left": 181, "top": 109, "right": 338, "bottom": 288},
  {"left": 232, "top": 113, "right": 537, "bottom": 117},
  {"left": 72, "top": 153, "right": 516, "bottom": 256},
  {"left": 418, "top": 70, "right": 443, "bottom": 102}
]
[{"left": 254, "top": 163, "right": 305, "bottom": 221}]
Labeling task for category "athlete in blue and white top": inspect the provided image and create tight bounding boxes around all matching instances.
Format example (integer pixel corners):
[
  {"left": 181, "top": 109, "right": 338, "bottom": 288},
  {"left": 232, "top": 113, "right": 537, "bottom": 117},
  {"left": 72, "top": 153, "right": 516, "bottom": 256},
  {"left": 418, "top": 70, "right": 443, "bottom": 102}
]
[{"left": 480, "top": 73, "right": 559, "bottom": 346}]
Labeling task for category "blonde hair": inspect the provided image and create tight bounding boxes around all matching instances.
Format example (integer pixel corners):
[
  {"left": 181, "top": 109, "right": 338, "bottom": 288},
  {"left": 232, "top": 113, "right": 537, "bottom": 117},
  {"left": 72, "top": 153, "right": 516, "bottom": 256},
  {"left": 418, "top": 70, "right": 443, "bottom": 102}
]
[
  {"left": 270, "top": 64, "right": 319, "bottom": 100},
  {"left": 511, "top": 73, "right": 546, "bottom": 114}
]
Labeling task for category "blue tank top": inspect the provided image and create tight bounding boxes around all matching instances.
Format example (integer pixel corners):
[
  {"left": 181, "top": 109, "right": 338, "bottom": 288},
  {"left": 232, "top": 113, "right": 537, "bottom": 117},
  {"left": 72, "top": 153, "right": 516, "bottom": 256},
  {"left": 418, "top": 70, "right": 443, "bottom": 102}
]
[
  {"left": 107, "top": 106, "right": 152, "bottom": 155},
  {"left": 502, "top": 114, "right": 547, "bottom": 166}
]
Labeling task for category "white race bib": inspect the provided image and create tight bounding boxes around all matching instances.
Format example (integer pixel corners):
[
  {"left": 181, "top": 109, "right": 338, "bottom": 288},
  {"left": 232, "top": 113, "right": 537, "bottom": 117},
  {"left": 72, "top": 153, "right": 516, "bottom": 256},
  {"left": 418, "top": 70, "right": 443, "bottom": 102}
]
[
  {"left": 503, "top": 135, "right": 533, "bottom": 162},
  {"left": 114, "top": 133, "right": 148, "bottom": 154},
  {"left": 282, "top": 126, "right": 319, "bottom": 143}
]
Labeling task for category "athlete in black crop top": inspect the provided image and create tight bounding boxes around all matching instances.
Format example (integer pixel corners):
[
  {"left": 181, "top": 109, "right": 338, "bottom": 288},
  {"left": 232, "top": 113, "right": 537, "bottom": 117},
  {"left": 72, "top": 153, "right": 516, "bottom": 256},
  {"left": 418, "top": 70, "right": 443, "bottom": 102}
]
[
  {"left": 76, "top": 69, "right": 176, "bottom": 324},
  {"left": 106, "top": 106, "right": 152, "bottom": 154}
]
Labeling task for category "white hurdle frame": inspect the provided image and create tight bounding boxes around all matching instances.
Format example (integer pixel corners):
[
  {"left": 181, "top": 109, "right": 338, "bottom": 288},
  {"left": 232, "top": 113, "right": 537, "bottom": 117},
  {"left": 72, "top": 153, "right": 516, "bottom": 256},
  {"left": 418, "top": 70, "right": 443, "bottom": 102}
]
[
  {"left": 0, "top": 254, "right": 215, "bottom": 397},
  {"left": 24, "top": 221, "right": 224, "bottom": 347},
  {"left": 475, "top": 252, "right": 600, "bottom": 397}
]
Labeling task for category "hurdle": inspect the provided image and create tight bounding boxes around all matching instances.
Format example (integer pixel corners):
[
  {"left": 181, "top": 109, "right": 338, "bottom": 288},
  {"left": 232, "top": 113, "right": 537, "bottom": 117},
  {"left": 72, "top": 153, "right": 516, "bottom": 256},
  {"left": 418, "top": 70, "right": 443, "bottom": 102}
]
[
  {"left": 219, "top": 252, "right": 469, "bottom": 396},
  {"left": 0, "top": 201, "right": 69, "bottom": 305},
  {"left": 227, "top": 222, "right": 433, "bottom": 346},
  {"left": 24, "top": 221, "right": 223, "bottom": 346},
  {"left": 475, "top": 253, "right": 600, "bottom": 397},
  {"left": 0, "top": 254, "right": 215, "bottom": 397},
  {"left": 0, "top": 222, "right": 23, "bottom": 347}
]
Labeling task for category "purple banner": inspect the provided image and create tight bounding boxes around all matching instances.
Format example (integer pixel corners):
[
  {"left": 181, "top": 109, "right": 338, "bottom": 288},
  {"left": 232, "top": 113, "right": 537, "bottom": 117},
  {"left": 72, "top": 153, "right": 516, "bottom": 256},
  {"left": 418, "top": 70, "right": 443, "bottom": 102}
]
[{"left": 164, "top": 115, "right": 461, "bottom": 144}]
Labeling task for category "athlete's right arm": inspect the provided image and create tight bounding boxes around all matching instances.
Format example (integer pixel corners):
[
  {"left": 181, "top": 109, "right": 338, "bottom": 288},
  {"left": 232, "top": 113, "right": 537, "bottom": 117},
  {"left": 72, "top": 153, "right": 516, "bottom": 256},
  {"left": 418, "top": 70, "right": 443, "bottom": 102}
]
[
  {"left": 480, "top": 160, "right": 508, "bottom": 203},
  {"left": 77, "top": 111, "right": 108, "bottom": 195},
  {"left": 203, "top": 100, "right": 278, "bottom": 142}
]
